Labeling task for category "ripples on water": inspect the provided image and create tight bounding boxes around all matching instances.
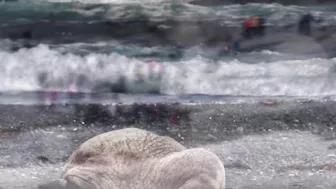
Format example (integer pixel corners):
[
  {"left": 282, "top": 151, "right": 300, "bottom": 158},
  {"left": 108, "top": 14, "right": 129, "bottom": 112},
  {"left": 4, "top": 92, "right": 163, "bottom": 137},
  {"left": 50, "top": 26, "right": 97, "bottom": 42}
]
[{"left": 0, "top": 0, "right": 336, "bottom": 24}]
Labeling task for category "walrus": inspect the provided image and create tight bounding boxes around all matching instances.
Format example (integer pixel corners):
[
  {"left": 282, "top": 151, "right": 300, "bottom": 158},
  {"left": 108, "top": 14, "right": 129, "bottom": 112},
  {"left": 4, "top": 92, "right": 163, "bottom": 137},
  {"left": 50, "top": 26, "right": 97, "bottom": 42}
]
[{"left": 38, "top": 128, "right": 226, "bottom": 189}]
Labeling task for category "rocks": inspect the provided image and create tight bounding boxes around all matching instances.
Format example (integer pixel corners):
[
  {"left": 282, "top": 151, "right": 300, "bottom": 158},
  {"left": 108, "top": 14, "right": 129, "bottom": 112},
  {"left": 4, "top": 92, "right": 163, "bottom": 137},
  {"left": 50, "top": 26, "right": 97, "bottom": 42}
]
[
  {"left": 328, "top": 144, "right": 336, "bottom": 150},
  {"left": 36, "top": 156, "right": 51, "bottom": 164}
]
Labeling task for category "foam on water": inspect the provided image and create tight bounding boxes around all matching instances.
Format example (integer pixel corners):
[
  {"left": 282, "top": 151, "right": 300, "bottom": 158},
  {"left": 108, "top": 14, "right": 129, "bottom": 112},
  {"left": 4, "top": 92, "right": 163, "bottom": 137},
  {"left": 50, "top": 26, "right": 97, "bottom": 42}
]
[
  {"left": 51, "top": 40, "right": 176, "bottom": 59},
  {"left": 1, "top": 44, "right": 336, "bottom": 96},
  {"left": 162, "top": 56, "right": 336, "bottom": 96}
]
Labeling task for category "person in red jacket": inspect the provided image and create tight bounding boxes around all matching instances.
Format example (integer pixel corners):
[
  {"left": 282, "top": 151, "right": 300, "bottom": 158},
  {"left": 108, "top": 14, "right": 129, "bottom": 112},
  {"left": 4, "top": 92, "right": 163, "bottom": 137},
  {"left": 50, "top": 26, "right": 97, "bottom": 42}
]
[{"left": 242, "top": 16, "right": 266, "bottom": 39}]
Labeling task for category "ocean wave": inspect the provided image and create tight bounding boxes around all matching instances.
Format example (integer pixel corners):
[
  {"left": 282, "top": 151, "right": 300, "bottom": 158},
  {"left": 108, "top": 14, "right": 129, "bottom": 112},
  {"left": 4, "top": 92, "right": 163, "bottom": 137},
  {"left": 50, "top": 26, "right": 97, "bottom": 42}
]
[
  {"left": 0, "top": 1, "right": 336, "bottom": 26},
  {"left": 0, "top": 44, "right": 336, "bottom": 96},
  {"left": 0, "top": 37, "right": 326, "bottom": 62}
]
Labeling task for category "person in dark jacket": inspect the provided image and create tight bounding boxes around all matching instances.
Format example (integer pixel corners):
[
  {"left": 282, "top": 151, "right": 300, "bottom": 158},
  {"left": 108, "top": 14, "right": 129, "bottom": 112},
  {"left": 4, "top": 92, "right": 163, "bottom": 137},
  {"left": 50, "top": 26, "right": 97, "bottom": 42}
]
[
  {"left": 298, "top": 13, "right": 315, "bottom": 36},
  {"left": 256, "top": 17, "right": 266, "bottom": 36},
  {"left": 231, "top": 38, "right": 240, "bottom": 55}
]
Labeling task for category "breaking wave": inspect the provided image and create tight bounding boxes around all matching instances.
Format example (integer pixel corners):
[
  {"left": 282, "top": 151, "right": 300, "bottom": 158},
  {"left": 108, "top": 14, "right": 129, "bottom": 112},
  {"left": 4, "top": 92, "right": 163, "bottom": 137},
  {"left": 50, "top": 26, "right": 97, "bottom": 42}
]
[{"left": 1, "top": 44, "right": 336, "bottom": 97}]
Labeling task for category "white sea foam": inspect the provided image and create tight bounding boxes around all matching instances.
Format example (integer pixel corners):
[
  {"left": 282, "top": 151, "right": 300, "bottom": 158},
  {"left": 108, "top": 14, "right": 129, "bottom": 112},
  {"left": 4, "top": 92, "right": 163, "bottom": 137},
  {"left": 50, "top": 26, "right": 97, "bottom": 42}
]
[{"left": 0, "top": 44, "right": 336, "bottom": 96}]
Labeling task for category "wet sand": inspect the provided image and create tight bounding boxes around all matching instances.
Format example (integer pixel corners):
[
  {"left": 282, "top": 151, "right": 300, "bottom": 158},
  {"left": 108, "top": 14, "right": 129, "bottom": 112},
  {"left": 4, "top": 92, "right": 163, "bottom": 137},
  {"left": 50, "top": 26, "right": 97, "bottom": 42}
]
[{"left": 1, "top": 96, "right": 336, "bottom": 139}]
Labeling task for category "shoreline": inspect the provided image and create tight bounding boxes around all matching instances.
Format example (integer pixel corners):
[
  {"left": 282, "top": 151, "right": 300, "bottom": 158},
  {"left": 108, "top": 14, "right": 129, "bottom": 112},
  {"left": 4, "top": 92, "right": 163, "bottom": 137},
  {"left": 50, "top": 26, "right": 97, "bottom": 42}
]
[{"left": 1, "top": 96, "right": 336, "bottom": 139}]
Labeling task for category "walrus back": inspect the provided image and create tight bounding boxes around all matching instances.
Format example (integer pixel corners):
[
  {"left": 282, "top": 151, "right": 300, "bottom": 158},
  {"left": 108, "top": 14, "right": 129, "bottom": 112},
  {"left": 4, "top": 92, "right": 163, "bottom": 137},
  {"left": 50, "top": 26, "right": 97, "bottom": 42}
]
[{"left": 63, "top": 128, "right": 186, "bottom": 173}]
